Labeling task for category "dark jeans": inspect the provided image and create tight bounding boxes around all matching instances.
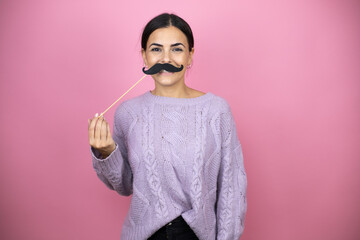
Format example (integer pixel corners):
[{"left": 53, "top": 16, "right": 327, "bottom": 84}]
[{"left": 148, "top": 215, "right": 199, "bottom": 240}]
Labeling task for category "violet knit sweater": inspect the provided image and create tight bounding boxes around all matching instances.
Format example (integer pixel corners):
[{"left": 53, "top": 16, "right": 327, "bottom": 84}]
[{"left": 90, "top": 90, "right": 247, "bottom": 240}]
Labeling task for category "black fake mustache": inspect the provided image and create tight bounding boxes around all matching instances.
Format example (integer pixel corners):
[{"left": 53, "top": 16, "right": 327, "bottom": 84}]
[{"left": 142, "top": 63, "right": 184, "bottom": 75}]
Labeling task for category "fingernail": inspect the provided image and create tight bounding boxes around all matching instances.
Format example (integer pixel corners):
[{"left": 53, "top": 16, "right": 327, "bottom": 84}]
[{"left": 95, "top": 113, "right": 98, "bottom": 117}]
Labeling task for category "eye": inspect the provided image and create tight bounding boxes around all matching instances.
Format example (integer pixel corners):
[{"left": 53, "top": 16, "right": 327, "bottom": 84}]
[
  {"left": 173, "top": 48, "right": 183, "bottom": 52},
  {"left": 150, "top": 47, "right": 161, "bottom": 52}
]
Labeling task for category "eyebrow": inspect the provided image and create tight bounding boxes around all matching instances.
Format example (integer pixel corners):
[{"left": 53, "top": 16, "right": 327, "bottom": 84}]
[{"left": 149, "top": 43, "right": 185, "bottom": 48}]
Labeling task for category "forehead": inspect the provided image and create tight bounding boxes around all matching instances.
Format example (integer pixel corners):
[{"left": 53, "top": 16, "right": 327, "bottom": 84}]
[{"left": 147, "top": 26, "right": 188, "bottom": 47}]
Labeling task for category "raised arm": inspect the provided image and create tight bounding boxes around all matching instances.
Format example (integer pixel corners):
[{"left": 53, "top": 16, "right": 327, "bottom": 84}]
[{"left": 88, "top": 103, "right": 133, "bottom": 196}]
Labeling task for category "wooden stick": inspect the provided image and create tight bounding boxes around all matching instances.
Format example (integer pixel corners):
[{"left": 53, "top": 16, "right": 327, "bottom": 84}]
[{"left": 99, "top": 74, "right": 147, "bottom": 117}]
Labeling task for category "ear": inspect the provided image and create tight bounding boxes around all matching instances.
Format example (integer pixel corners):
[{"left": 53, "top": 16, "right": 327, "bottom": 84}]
[
  {"left": 187, "top": 48, "right": 195, "bottom": 66},
  {"left": 141, "top": 48, "right": 148, "bottom": 67}
]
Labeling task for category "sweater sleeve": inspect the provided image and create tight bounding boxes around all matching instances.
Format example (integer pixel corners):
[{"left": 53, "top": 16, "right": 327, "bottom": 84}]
[
  {"left": 90, "top": 102, "right": 133, "bottom": 196},
  {"left": 216, "top": 108, "right": 247, "bottom": 240}
]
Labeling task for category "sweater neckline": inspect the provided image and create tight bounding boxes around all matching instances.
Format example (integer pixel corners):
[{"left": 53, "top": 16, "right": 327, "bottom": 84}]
[{"left": 143, "top": 90, "right": 214, "bottom": 104}]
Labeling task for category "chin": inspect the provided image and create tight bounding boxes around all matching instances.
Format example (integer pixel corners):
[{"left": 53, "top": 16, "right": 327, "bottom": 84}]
[{"left": 154, "top": 78, "right": 180, "bottom": 86}]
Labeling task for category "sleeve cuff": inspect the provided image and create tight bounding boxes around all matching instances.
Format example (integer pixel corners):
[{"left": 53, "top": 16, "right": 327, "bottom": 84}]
[{"left": 90, "top": 143, "right": 118, "bottom": 161}]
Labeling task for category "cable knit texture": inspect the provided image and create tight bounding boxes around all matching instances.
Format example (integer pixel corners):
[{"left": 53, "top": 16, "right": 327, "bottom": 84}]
[{"left": 90, "top": 90, "right": 247, "bottom": 240}]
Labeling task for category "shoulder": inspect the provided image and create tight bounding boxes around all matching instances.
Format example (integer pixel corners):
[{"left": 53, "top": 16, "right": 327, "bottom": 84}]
[
  {"left": 207, "top": 93, "right": 232, "bottom": 115},
  {"left": 206, "top": 94, "right": 237, "bottom": 134}
]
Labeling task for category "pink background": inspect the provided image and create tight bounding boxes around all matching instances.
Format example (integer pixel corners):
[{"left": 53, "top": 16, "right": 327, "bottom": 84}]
[{"left": 1, "top": 0, "right": 359, "bottom": 239}]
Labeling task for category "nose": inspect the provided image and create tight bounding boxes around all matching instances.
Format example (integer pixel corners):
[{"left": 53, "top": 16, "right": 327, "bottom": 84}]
[{"left": 160, "top": 49, "right": 171, "bottom": 63}]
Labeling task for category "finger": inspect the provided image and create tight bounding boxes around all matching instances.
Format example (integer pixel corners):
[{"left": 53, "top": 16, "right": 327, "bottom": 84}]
[
  {"left": 106, "top": 122, "right": 111, "bottom": 141},
  {"left": 100, "top": 117, "right": 108, "bottom": 141},
  {"left": 88, "top": 119, "right": 92, "bottom": 130},
  {"left": 103, "top": 119, "right": 108, "bottom": 140},
  {"left": 94, "top": 115, "right": 103, "bottom": 141},
  {"left": 88, "top": 115, "right": 99, "bottom": 142}
]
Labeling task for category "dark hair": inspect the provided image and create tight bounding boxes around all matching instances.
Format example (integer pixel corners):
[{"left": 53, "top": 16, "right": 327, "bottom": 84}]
[{"left": 141, "top": 13, "right": 194, "bottom": 51}]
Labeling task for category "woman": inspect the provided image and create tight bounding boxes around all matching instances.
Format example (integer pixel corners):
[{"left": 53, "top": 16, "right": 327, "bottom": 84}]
[{"left": 88, "top": 13, "right": 247, "bottom": 240}]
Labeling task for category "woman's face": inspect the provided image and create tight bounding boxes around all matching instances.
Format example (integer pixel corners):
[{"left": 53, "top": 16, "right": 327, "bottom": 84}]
[{"left": 142, "top": 26, "right": 194, "bottom": 88}]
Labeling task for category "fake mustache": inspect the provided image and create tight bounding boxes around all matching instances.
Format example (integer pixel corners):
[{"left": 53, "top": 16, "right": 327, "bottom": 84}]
[{"left": 142, "top": 63, "right": 184, "bottom": 75}]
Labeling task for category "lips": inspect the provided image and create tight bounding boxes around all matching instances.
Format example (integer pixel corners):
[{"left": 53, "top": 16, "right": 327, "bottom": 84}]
[{"left": 158, "top": 70, "right": 174, "bottom": 75}]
